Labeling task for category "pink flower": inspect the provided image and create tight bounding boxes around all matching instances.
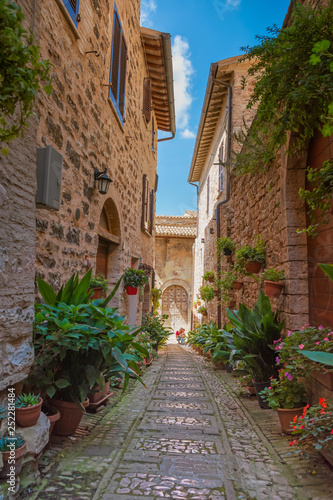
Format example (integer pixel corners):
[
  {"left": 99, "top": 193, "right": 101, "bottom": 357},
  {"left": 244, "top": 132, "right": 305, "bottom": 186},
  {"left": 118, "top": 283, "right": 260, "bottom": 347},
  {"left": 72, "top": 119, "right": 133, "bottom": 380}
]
[
  {"left": 324, "top": 337, "right": 329, "bottom": 341},
  {"left": 318, "top": 325, "right": 323, "bottom": 330},
  {"left": 269, "top": 386, "right": 272, "bottom": 389},
  {"left": 316, "top": 342, "right": 320, "bottom": 345},
  {"left": 276, "top": 356, "right": 280, "bottom": 364},
  {"left": 331, "top": 430, "right": 333, "bottom": 435},
  {"left": 287, "top": 330, "right": 292, "bottom": 337},
  {"left": 299, "top": 344, "right": 305, "bottom": 350}
]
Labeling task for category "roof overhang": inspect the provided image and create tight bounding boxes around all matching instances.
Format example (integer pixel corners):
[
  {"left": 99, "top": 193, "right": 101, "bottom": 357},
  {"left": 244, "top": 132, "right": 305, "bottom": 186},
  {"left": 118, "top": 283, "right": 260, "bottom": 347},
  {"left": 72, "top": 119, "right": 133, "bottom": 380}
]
[
  {"left": 188, "top": 56, "right": 241, "bottom": 183},
  {"left": 141, "top": 27, "right": 176, "bottom": 135}
]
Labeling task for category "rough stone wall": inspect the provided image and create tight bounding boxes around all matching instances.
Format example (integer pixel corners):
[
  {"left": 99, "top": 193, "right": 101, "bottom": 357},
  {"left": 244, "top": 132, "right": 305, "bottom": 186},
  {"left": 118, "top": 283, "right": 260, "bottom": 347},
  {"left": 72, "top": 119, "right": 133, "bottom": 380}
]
[
  {"left": 32, "top": 0, "right": 158, "bottom": 317},
  {"left": 0, "top": 0, "right": 40, "bottom": 393}
]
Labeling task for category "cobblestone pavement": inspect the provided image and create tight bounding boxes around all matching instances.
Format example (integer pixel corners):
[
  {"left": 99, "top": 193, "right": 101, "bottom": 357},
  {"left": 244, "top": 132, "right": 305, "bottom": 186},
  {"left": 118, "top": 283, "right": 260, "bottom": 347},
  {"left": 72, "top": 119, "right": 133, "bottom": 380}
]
[{"left": 26, "top": 345, "right": 333, "bottom": 500}]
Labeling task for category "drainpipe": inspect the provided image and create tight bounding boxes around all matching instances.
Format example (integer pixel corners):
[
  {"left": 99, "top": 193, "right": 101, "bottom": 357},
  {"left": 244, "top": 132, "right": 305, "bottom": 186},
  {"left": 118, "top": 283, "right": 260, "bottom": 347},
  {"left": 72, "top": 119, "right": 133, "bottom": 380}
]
[{"left": 212, "top": 78, "right": 233, "bottom": 329}]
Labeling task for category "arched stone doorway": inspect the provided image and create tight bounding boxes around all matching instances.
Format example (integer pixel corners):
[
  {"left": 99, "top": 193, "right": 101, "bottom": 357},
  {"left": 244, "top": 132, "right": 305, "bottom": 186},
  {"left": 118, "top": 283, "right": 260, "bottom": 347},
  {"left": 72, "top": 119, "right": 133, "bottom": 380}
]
[
  {"left": 96, "top": 197, "right": 122, "bottom": 305},
  {"left": 306, "top": 130, "right": 333, "bottom": 327},
  {"left": 162, "top": 285, "right": 189, "bottom": 332}
]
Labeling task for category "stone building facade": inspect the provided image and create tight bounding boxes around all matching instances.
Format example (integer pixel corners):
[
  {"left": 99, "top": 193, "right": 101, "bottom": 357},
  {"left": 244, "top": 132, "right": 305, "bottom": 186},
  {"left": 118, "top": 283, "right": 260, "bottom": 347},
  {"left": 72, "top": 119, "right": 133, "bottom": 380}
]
[
  {"left": 0, "top": 0, "right": 175, "bottom": 393},
  {"left": 189, "top": 2, "right": 333, "bottom": 331},
  {"left": 154, "top": 212, "right": 197, "bottom": 332}
]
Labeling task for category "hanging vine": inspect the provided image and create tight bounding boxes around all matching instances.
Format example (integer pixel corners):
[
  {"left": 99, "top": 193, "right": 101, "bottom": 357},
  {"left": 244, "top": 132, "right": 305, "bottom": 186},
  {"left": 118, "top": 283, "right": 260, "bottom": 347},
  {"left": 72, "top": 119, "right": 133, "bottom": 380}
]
[{"left": 0, "top": 0, "right": 52, "bottom": 156}]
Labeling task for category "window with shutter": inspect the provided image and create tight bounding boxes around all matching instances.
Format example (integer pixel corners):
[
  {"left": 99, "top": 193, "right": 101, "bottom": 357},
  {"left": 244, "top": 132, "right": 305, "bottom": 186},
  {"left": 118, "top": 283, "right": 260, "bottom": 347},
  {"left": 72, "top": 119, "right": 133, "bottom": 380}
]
[
  {"left": 149, "top": 189, "right": 155, "bottom": 235},
  {"left": 218, "top": 143, "right": 224, "bottom": 192},
  {"left": 62, "top": 0, "right": 80, "bottom": 27},
  {"left": 143, "top": 78, "right": 152, "bottom": 123},
  {"left": 109, "top": 7, "right": 127, "bottom": 124},
  {"left": 141, "top": 174, "right": 150, "bottom": 231}
]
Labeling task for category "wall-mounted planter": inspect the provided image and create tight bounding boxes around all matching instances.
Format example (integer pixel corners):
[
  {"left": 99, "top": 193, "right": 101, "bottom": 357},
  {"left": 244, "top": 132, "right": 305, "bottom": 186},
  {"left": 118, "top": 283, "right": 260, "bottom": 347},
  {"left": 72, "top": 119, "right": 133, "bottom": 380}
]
[
  {"left": 232, "top": 281, "right": 243, "bottom": 290},
  {"left": 264, "top": 281, "right": 283, "bottom": 298},
  {"left": 245, "top": 261, "right": 262, "bottom": 273},
  {"left": 126, "top": 286, "right": 138, "bottom": 295},
  {"left": 223, "top": 249, "right": 232, "bottom": 256}
]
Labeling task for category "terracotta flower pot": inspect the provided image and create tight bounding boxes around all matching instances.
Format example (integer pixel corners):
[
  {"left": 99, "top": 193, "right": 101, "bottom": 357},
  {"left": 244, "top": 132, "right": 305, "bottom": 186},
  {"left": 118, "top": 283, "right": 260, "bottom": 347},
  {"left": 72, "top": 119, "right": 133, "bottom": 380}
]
[
  {"left": 126, "top": 286, "right": 138, "bottom": 295},
  {"left": 245, "top": 261, "right": 262, "bottom": 273},
  {"left": 247, "top": 386, "right": 256, "bottom": 396},
  {"left": 264, "top": 281, "right": 283, "bottom": 298},
  {"left": 42, "top": 404, "right": 61, "bottom": 438},
  {"left": 15, "top": 397, "right": 43, "bottom": 427},
  {"left": 277, "top": 406, "right": 306, "bottom": 435},
  {"left": 50, "top": 398, "right": 89, "bottom": 436},
  {"left": 90, "top": 286, "right": 104, "bottom": 300},
  {"left": 207, "top": 276, "right": 214, "bottom": 283},
  {"left": 232, "top": 281, "right": 243, "bottom": 290},
  {"left": 88, "top": 381, "right": 110, "bottom": 404},
  {"left": 253, "top": 380, "right": 271, "bottom": 409},
  {"left": 0, "top": 443, "right": 26, "bottom": 479}
]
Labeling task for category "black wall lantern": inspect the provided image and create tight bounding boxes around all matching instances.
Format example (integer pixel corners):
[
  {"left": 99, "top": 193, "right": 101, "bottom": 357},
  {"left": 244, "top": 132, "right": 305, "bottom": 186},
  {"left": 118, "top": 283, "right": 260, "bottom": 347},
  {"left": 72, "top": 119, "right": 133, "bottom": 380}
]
[{"left": 94, "top": 168, "right": 112, "bottom": 195}]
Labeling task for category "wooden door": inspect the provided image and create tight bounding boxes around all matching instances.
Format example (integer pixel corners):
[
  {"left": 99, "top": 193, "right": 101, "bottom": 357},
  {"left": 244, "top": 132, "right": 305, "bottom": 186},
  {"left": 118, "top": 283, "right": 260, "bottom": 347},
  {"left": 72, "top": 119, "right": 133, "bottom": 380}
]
[
  {"left": 96, "top": 238, "right": 108, "bottom": 278},
  {"left": 307, "top": 130, "right": 333, "bottom": 327},
  {"left": 162, "top": 285, "right": 188, "bottom": 331}
]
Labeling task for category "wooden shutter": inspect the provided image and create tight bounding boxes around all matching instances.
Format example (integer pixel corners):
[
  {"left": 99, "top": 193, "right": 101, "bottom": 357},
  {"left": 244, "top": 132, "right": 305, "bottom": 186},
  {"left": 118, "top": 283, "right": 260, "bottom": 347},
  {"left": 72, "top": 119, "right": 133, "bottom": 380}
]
[
  {"left": 118, "top": 34, "right": 127, "bottom": 118},
  {"left": 141, "top": 174, "right": 149, "bottom": 231},
  {"left": 218, "top": 144, "right": 224, "bottom": 192},
  {"left": 149, "top": 189, "right": 155, "bottom": 235},
  {"left": 143, "top": 78, "right": 152, "bottom": 122},
  {"left": 110, "top": 11, "right": 121, "bottom": 102}
]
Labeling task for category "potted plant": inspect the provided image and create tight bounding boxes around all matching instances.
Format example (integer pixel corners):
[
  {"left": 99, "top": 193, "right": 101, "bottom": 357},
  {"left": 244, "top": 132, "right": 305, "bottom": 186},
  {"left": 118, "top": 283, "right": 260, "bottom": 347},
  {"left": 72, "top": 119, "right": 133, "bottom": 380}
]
[
  {"left": 29, "top": 271, "right": 147, "bottom": 436},
  {"left": 124, "top": 268, "right": 147, "bottom": 295},
  {"left": 203, "top": 271, "right": 215, "bottom": 283},
  {"left": 151, "top": 288, "right": 162, "bottom": 314},
  {"left": 89, "top": 273, "right": 108, "bottom": 300},
  {"left": 198, "top": 305, "right": 208, "bottom": 316},
  {"left": 290, "top": 398, "right": 333, "bottom": 465},
  {"left": 262, "top": 268, "right": 285, "bottom": 298},
  {"left": 138, "top": 262, "right": 154, "bottom": 276},
  {"left": 218, "top": 271, "right": 241, "bottom": 303},
  {"left": 224, "top": 291, "right": 284, "bottom": 408},
  {"left": 217, "top": 237, "right": 236, "bottom": 256},
  {"left": 15, "top": 393, "right": 43, "bottom": 427},
  {"left": 235, "top": 235, "right": 266, "bottom": 274},
  {"left": 0, "top": 436, "right": 26, "bottom": 480},
  {"left": 87, "top": 378, "right": 111, "bottom": 404},
  {"left": 260, "top": 369, "right": 307, "bottom": 434},
  {"left": 141, "top": 313, "right": 173, "bottom": 350},
  {"left": 42, "top": 403, "right": 60, "bottom": 438},
  {"left": 199, "top": 285, "right": 216, "bottom": 302},
  {"left": 110, "top": 376, "right": 122, "bottom": 389}
]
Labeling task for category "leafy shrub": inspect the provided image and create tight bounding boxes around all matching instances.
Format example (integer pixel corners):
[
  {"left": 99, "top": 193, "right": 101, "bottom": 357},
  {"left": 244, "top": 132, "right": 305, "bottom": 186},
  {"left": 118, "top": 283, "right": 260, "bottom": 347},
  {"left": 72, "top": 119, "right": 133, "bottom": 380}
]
[
  {"left": 141, "top": 314, "right": 173, "bottom": 347},
  {"left": 262, "top": 268, "right": 285, "bottom": 282}
]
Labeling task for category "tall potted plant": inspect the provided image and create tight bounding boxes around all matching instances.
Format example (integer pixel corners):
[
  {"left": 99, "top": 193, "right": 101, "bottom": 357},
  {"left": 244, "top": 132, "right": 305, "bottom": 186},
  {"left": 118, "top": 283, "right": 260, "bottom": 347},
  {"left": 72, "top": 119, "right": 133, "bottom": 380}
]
[{"left": 124, "top": 268, "right": 147, "bottom": 295}]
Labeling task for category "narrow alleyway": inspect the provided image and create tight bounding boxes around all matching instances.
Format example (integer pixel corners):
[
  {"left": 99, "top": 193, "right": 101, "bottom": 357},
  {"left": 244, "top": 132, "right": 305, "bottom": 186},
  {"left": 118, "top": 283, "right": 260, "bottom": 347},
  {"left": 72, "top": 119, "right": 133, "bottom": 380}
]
[{"left": 30, "top": 345, "right": 333, "bottom": 500}]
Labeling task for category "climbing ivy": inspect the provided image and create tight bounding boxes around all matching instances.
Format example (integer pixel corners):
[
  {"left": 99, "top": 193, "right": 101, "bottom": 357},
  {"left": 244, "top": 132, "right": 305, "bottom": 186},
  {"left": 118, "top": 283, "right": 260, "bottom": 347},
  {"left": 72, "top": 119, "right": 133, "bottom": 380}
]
[
  {"left": 0, "top": 0, "right": 52, "bottom": 156},
  {"left": 232, "top": 3, "right": 333, "bottom": 175}
]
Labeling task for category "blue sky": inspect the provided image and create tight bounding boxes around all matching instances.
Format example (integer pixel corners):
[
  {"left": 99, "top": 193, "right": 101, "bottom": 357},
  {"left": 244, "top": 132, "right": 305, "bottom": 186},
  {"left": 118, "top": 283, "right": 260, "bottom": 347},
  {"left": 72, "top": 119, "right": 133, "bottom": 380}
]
[{"left": 140, "top": 0, "right": 291, "bottom": 215}]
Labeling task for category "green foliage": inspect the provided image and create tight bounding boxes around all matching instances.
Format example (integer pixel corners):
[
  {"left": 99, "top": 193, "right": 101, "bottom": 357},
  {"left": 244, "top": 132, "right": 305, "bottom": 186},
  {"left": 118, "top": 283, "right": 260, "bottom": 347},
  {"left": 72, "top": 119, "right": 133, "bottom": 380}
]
[
  {"left": 276, "top": 325, "right": 333, "bottom": 378},
  {"left": 89, "top": 273, "right": 108, "bottom": 292},
  {"left": 235, "top": 235, "right": 266, "bottom": 270},
  {"left": 235, "top": 3, "right": 333, "bottom": 175},
  {"left": 30, "top": 297, "right": 145, "bottom": 408},
  {"left": 37, "top": 269, "right": 123, "bottom": 308},
  {"left": 262, "top": 268, "right": 285, "bottom": 282},
  {"left": 298, "top": 160, "right": 333, "bottom": 237},
  {"left": 291, "top": 399, "right": 333, "bottom": 458},
  {"left": 199, "top": 285, "right": 216, "bottom": 303},
  {"left": 151, "top": 288, "right": 162, "bottom": 314},
  {"left": 217, "top": 237, "right": 235, "bottom": 255},
  {"left": 319, "top": 262, "right": 333, "bottom": 282},
  {"left": 124, "top": 269, "right": 147, "bottom": 287},
  {"left": 299, "top": 350, "right": 333, "bottom": 367},
  {"left": 225, "top": 290, "right": 284, "bottom": 381},
  {"left": 198, "top": 305, "right": 207, "bottom": 315},
  {"left": 141, "top": 313, "right": 173, "bottom": 347},
  {"left": 0, "top": 435, "right": 25, "bottom": 452},
  {"left": 15, "top": 393, "right": 40, "bottom": 408},
  {"left": 187, "top": 321, "right": 231, "bottom": 360},
  {"left": 0, "top": 0, "right": 52, "bottom": 153},
  {"left": 260, "top": 369, "right": 307, "bottom": 410}
]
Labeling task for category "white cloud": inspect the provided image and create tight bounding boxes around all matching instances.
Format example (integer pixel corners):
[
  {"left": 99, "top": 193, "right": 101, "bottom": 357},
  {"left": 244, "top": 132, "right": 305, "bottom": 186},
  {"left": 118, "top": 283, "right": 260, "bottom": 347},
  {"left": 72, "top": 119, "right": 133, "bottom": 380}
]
[
  {"left": 172, "top": 35, "right": 195, "bottom": 139},
  {"left": 181, "top": 128, "right": 196, "bottom": 139},
  {"left": 213, "top": 0, "right": 241, "bottom": 20},
  {"left": 140, "top": 0, "right": 157, "bottom": 27}
]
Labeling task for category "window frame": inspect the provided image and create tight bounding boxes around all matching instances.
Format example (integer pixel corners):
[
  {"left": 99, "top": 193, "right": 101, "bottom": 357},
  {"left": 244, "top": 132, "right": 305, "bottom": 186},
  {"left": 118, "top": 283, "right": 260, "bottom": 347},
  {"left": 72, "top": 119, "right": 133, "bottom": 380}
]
[
  {"left": 62, "top": 0, "right": 80, "bottom": 27},
  {"left": 109, "top": 5, "right": 127, "bottom": 125}
]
